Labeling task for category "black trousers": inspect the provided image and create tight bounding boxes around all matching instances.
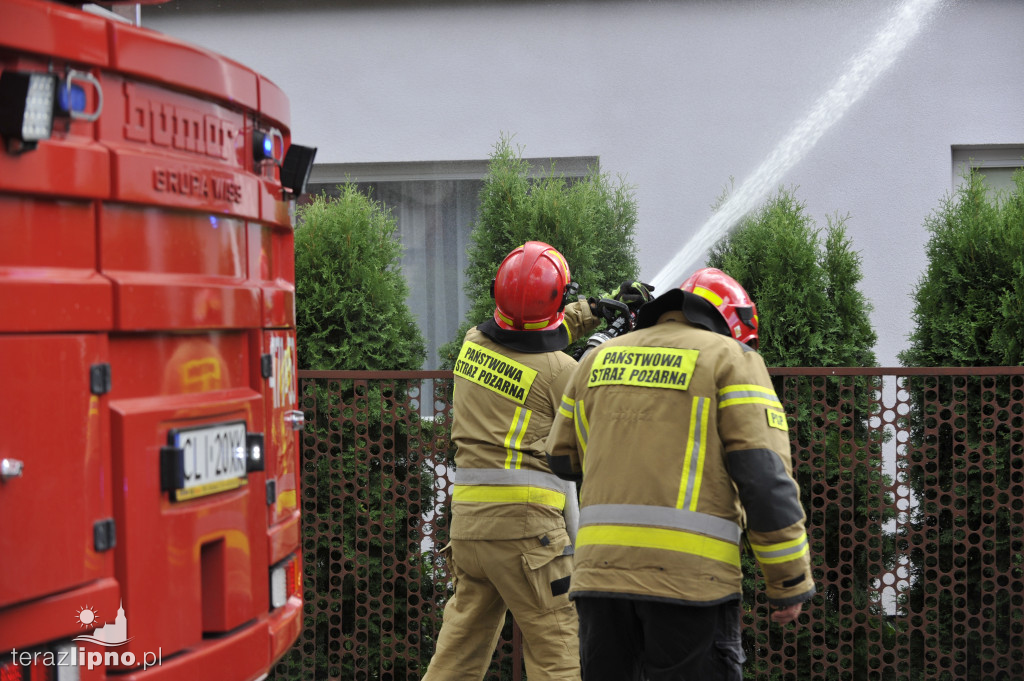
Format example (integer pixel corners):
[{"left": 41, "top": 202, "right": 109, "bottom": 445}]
[{"left": 575, "top": 596, "right": 745, "bottom": 681}]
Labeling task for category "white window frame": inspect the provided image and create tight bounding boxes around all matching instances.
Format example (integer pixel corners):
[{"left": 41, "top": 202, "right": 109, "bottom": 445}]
[{"left": 951, "top": 145, "right": 1024, "bottom": 192}]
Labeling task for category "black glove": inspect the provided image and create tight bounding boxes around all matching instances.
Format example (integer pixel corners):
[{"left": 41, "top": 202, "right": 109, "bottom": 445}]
[{"left": 612, "top": 281, "right": 654, "bottom": 312}]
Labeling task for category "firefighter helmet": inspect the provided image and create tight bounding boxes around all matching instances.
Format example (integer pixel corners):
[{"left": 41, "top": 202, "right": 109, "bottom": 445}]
[
  {"left": 680, "top": 267, "right": 759, "bottom": 348},
  {"left": 492, "top": 241, "right": 572, "bottom": 331}
]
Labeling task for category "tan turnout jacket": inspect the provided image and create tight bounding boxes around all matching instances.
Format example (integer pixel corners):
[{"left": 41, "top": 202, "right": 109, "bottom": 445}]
[
  {"left": 449, "top": 302, "right": 599, "bottom": 540},
  {"left": 547, "top": 309, "right": 815, "bottom": 607}
]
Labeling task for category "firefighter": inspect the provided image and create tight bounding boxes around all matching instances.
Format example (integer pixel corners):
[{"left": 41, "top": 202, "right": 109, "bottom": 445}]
[
  {"left": 422, "top": 242, "right": 649, "bottom": 681},
  {"left": 546, "top": 267, "right": 815, "bottom": 681}
]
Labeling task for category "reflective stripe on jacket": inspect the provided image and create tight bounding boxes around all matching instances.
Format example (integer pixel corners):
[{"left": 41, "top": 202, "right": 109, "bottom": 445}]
[
  {"left": 546, "top": 310, "right": 815, "bottom": 607},
  {"left": 450, "top": 302, "right": 598, "bottom": 540}
]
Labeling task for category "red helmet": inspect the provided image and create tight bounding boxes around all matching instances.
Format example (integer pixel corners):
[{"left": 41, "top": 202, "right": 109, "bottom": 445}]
[
  {"left": 492, "top": 241, "right": 572, "bottom": 331},
  {"left": 680, "top": 268, "right": 759, "bottom": 348}
]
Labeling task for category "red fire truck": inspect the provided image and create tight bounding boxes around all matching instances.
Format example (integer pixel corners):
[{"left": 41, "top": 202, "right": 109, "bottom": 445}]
[{"left": 0, "top": 1, "right": 315, "bottom": 679}]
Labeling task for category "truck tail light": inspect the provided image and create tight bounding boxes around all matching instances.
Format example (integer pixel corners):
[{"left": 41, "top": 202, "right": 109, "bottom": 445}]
[{"left": 270, "top": 553, "right": 301, "bottom": 609}]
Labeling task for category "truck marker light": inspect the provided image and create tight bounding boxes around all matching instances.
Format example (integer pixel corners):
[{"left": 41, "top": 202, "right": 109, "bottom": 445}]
[
  {"left": 0, "top": 71, "right": 57, "bottom": 151},
  {"left": 252, "top": 128, "right": 284, "bottom": 165}
]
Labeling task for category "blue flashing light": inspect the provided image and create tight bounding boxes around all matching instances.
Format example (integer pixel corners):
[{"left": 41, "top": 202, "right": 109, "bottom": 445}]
[
  {"left": 263, "top": 135, "right": 273, "bottom": 156},
  {"left": 209, "top": 215, "right": 219, "bottom": 229},
  {"left": 58, "top": 82, "right": 87, "bottom": 114}
]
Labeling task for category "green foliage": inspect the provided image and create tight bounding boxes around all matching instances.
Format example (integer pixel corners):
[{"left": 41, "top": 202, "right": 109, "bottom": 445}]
[
  {"left": 706, "top": 187, "right": 888, "bottom": 680},
  {"left": 295, "top": 183, "right": 426, "bottom": 371},
  {"left": 438, "top": 134, "right": 641, "bottom": 367},
  {"left": 273, "top": 186, "right": 432, "bottom": 680},
  {"left": 896, "top": 168, "right": 1024, "bottom": 679},
  {"left": 898, "top": 169, "right": 1024, "bottom": 368},
  {"left": 707, "top": 188, "right": 877, "bottom": 367}
]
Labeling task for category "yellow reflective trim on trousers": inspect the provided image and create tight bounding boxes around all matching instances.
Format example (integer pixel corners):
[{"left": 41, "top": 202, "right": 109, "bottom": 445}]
[
  {"left": 503, "top": 406, "right": 531, "bottom": 469},
  {"left": 577, "top": 525, "right": 740, "bottom": 568},
  {"left": 677, "top": 397, "right": 709, "bottom": 511},
  {"left": 452, "top": 484, "right": 567, "bottom": 510}
]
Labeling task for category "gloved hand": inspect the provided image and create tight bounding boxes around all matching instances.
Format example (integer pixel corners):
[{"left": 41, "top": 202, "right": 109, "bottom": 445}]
[{"left": 612, "top": 281, "right": 654, "bottom": 312}]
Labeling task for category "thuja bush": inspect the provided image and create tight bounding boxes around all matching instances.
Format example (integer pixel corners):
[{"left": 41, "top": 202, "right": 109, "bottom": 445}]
[
  {"left": 272, "top": 185, "right": 432, "bottom": 680},
  {"left": 707, "top": 188, "right": 892, "bottom": 680},
  {"left": 896, "top": 169, "right": 1024, "bottom": 680},
  {"left": 438, "top": 134, "right": 641, "bottom": 367},
  {"left": 294, "top": 183, "right": 426, "bottom": 372}
]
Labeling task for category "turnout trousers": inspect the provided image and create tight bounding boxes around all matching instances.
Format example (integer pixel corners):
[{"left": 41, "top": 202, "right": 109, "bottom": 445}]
[
  {"left": 421, "top": 531, "right": 581, "bottom": 681},
  {"left": 575, "top": 596, "right": 745, "bottom": 681}
]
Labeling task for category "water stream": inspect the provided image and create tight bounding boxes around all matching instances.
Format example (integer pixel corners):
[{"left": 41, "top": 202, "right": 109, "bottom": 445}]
[{"left": 648, "top": 0, "right": 944, "bottom": 292}]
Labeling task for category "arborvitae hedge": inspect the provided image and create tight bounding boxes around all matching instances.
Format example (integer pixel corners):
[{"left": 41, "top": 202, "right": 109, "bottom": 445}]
[
  {"left": 438, "top": 134, "right": 641, "bottom": 367},
  {"left": 295, "top": 183, "right": 426, "bottom": 371},
  {"left": 899, "top": 169, "right": 1024, "bottom": 368},
  {"left": 707, "top": 187, "right": 886, "bottom": 680},
  {"left": 707, "top": 188, "right": 877, "bottom": 368}
]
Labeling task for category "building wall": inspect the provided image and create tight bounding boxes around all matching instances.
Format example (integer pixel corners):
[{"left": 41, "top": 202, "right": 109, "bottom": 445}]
[{"left": 144, "top": 0, "right": 1024, "bottom": 366}]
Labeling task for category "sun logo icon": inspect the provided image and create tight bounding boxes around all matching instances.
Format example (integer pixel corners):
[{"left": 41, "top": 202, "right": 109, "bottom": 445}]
[{"left": 76, "top": 605, "right": 99, "bottom": 628}]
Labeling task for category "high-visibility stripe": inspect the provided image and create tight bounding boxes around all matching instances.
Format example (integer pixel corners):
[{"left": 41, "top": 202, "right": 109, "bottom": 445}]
[
  {"left": 503, "top": 406, "right": 531, "bottom": 469},
  {"left": 693, "top": 285, "right": 723, "bottom": 307},
  {"left": 750, "top": 534, "right": 810, "bottom": 564},
  {"left": 452, "top": 484, "right": 566, "bottom": 510},
  {"left": 577, "top": 525, "right": 740, "bottom": 568},
  {"left": 574, "top": 398, "right": 590, "bottom": 465},
  {"left": 579, "top": 504, "right": 742, "bottom": 544},
  {"left": 677, "top": 397, "right": 709, "bottom": 511},
  {"left": 718, "top": 384, "right": 782, "bottom": 410},
  {"left": 562, "top": 317, "right": 574, "bottom": 344},
  {"left": 558, "top": 394, "right": 575, "bottom": 419},
  {"left": 453, "top": 467, "right": 573, "bottom": 493}
]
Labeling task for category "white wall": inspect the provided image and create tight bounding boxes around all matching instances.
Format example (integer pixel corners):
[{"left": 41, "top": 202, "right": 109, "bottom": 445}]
[{"left": 144, "top": 0, "right": 1024, "bottom": 366}]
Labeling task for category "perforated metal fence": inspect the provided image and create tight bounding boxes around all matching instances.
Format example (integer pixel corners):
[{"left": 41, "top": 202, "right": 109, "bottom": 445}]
[{"left": 270, "top": 368, "right": 1024, "bottom": 681}]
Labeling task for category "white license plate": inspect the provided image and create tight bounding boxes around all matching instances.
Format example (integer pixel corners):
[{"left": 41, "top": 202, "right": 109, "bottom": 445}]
[{"left": 171, "top": 421, "right": 248, "bottom": 501}]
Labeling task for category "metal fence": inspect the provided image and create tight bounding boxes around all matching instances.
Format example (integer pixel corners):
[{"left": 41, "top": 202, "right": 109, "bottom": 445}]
[{"left": 272, "top": 368, "right": 1024, "bottom": 681}]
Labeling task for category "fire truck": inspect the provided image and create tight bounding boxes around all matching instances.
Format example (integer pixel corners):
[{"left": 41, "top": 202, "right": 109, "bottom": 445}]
[{"left": 0, "top": 1, "right": 315, "bottom": 679}]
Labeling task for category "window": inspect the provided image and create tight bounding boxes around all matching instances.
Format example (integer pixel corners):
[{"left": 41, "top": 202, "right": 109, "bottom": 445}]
[
  {"left": 304, "top": 157, "right": 597, "bottom": 369},
  {"left": 952, "top": 145, "right": 1024, "bottom": 194}
]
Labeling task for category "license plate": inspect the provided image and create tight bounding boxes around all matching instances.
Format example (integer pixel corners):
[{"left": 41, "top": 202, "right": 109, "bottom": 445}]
[{"left": 168, "top": 421, "right": 248, "bottom": 501}]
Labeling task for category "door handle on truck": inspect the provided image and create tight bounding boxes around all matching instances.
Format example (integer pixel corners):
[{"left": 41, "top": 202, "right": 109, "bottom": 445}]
[{"left": 1, "top": 458, "right": 24, "bottom": 481}]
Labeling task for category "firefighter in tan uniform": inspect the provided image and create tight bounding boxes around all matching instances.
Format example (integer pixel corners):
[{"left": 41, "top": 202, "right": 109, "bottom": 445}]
[
  {"left": 422, "top": 241, "right": 637, "bottom": 681},
  {"left": 546, "top": 268, "right": 815, "bottom": 681}
]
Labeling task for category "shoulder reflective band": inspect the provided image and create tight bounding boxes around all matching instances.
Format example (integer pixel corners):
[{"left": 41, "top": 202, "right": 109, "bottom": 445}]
[
  {"left": 750, "top": 533, "right": 810, "bottom": 564},
  {"left": 588, "top": 346, "right": 699, "bottom": 391},
  {"left": 718, "top": 384, "right": 782, "bottom": 410},
  {"left": 454, "top": 341, "right": 538, "bottom": 405},
  {"left": 452, "top": 467, "right": 571, "bottom": 510}
]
